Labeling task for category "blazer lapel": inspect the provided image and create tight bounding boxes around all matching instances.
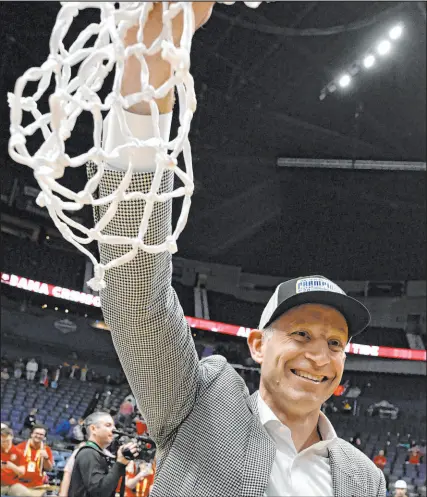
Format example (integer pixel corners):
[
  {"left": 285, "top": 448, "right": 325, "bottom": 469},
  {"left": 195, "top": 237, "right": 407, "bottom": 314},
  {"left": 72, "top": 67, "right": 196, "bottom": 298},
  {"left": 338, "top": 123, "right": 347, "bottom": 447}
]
[
  {"left": 329, "top": 440, "right": 369, "bottom": 497},
  {"left": 240, "top": 391, "right": 276, "bottom": 497}
]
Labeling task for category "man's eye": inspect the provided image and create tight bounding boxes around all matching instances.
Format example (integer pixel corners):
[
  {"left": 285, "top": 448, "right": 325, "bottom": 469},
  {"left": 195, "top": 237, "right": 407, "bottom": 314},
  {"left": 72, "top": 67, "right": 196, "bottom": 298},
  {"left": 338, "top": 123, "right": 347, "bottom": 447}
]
[
  {"left": 329, "top": 340, "right": 344, "bottom": 349},
  {"left": 293, "top": 331, "right": 309, "bottom": 338}
]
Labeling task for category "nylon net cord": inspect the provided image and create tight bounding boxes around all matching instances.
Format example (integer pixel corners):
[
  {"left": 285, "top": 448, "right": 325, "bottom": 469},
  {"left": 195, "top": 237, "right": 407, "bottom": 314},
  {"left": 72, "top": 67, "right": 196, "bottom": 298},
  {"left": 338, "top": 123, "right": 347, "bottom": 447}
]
[{"left": 8, "top": 2, "right": 261, "bottom": 291}]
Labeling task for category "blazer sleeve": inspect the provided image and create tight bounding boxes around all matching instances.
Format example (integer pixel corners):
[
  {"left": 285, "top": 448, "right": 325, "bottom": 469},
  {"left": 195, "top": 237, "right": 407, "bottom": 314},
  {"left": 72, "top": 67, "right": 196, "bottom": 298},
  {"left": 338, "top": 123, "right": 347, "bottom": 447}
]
[{"left": 90, "top": 110, "right": 199, "bottom": 445}]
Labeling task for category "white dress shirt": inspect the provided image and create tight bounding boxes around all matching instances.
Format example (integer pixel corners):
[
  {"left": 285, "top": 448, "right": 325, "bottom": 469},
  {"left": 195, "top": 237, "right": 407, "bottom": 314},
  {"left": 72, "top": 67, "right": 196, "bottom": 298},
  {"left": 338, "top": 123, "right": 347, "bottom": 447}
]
[{"left": 258, "top": 395, "right": 337, "bottom": 497}]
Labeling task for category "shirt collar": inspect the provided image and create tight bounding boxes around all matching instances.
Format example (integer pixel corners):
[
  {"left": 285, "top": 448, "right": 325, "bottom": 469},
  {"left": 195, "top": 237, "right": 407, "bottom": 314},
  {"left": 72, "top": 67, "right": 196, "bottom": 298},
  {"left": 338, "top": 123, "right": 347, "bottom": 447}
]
[{"left": 257, "top": 393, "right": 337, "bottom": 452}]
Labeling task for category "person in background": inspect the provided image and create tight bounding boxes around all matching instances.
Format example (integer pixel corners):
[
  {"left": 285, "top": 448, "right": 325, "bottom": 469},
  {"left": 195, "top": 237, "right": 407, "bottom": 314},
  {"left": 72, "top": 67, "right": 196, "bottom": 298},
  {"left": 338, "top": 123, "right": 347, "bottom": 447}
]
[
  {"left": 393, "top": 480, "right": 408, "bottom": 497},
  {"left": 58, "top": 441, "right": 86, "bottom": 497},
  {"left": 373, "top": 449, "right": 388, "bottom": 471},
  {"left": 80, "top": 365, "right": 88, "bottom": 382},
  {"left": 1, "top": 425, "right": 32, "bottom": 497},
  {"left": 13, "top": 358, "right": 24, "bottom": 379},
  {"left": 22, "top": 408, "right": 38, "bottom": 437},
  {"left": 350, "top": 432, "right": 364, "bottom": 451},
  {"left": 67, "top": 412, "right": 138, "bottom": 497},
  {"left": 16, "top": 424, "right": 54, "bottom": 491},
  {"left": 119, "top": 397, "right": 135, "bottom": 429},
  {"left": 26, "top": 359, "right": 38, "bottom": 381},
  {"left": 103, "top": 391, "right": 112, "bottom": 410},
  {"left": 68, "top": 419, "right": 85, "bottom": 444},
  {"left": 39, "top": 368, "right": 48, "bottom": 387},
  {"left": 1, "top": 368, "right": 10, "bottom": 380},
  {"left": 56, "top": 418, "right": 73, "bottom": 439},
  {"left": 124, "top": 460, "right": 155, "bottom": 497},
  {"left": 407, "top": 442, "right": 421, "bottom": 465},
  {"left": 69, "top": 364, "right": 79, "bottom": 380}
]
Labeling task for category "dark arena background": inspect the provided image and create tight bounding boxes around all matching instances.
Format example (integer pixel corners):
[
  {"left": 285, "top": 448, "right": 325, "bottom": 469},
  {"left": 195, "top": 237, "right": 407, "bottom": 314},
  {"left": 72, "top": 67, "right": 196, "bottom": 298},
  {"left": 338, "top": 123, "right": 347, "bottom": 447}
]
[{"left": 0, "top": 2, "right": 426, "bottom": 497}]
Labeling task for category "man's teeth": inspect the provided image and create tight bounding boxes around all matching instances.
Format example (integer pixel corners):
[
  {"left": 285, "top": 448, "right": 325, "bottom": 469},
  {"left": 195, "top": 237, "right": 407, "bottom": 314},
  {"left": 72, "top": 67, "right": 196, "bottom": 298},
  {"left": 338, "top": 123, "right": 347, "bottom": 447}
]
[{"left": 292, "top": 370, "right": 325, "bottom": 383}]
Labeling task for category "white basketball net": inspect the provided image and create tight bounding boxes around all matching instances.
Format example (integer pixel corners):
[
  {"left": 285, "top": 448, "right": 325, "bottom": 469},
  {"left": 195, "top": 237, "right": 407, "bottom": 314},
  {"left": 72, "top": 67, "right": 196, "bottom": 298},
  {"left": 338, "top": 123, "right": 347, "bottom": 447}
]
[{"left": 8, "top": 1, "right": 262, "bottom": 291}]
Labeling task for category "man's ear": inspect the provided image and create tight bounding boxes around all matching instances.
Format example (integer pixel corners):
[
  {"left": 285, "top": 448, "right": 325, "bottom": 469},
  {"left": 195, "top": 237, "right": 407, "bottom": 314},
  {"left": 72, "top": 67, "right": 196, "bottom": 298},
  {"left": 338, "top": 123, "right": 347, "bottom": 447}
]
[{"left": 247, "top": 329, "right": 265, "bottom": 365}]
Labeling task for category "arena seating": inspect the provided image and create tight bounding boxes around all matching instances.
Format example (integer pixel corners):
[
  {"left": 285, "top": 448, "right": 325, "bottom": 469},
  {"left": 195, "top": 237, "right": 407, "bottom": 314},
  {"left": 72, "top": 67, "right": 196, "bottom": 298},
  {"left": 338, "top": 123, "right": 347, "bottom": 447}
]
[
  {"left": 0, "top": 377, "right": 98, "bottom": 435},
  {"left": 1, "top": 368, "right": 425, "bottom": 496}
]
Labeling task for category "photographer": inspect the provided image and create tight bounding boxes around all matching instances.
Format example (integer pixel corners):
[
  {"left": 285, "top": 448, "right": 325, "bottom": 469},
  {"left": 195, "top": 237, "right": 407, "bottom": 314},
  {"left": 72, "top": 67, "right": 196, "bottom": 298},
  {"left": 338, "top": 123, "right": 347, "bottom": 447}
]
[{"left": 68, "top": 412, "right": 137, "bottom": 497}]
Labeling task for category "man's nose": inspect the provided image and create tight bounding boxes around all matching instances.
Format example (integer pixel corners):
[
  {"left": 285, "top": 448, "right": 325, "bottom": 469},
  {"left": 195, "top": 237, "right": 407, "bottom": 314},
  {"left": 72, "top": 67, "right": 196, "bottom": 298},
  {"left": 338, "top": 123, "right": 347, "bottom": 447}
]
[{"left": 304, "top": 340, "right": 331, "bottom": 368}]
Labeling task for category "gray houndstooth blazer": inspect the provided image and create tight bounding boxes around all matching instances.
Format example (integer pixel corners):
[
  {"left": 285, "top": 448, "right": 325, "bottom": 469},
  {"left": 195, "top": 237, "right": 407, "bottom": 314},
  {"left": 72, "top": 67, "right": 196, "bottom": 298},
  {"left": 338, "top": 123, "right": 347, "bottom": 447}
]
[{"left": 91, "top": 165, "right": 386, "bottom": 497}]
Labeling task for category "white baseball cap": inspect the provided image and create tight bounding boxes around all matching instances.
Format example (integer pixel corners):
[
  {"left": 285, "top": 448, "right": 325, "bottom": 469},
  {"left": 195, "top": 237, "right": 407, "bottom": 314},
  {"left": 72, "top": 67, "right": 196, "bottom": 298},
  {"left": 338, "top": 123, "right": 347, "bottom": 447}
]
[
  {"left": 395, "top": 480, "right": 407, "bottom": 489},
  {"left": 258, "top": 275, "right": 371, "bottom": 338}
]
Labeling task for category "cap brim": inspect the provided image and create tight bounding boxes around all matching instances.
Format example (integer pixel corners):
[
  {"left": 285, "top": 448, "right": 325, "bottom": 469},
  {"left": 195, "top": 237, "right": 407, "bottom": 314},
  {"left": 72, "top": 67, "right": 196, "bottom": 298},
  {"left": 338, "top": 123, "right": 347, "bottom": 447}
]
[{"left": 264, "top": 291, "right": 370, "bottom": 338}]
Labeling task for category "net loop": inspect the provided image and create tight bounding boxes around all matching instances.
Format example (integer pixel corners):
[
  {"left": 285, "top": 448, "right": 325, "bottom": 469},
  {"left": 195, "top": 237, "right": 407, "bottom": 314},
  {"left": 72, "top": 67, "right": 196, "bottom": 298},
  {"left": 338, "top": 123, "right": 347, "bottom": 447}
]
[{"left": 8, "top": 1, "right": 263, "bottom": 290}]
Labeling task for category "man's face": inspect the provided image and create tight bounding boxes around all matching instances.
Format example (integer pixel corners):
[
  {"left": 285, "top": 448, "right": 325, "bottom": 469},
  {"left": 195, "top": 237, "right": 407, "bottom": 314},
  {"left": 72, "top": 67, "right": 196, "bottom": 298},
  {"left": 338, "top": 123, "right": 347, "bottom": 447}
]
[
  {"left": 379, "top": 450, "right": 385, "bottom": 456},
  {"left": 90, "top": 416, "right": 115, "bottom": 448},
  {"left": 1, "top": 434, "right": 13, "bottom": 452},
  {"left": 248, "top": 304, "right": 348, "bottom": 415},
  {"left": 30, "top": 428, "right": 46, "bottom": 446},
  {"left": 395, "top": 489, "right": 406, "bottom": 497}
]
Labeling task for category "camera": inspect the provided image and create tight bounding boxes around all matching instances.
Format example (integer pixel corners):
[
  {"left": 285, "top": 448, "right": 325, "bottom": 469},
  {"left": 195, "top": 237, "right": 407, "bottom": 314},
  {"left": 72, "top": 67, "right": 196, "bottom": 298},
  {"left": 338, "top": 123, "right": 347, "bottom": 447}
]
[{"left": 111, "top": 430, "right": 156, "bottom": 462}]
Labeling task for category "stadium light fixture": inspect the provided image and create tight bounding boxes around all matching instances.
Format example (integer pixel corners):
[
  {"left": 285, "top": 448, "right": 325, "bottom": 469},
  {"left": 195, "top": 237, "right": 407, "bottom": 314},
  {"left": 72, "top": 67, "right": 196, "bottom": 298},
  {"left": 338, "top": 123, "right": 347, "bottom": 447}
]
[
  {"left": 319, "top": 22, "right": 404, "bottom": 100},
  {"left": 338, "top": 74, "right": 351, "bottom": 88},
  {"left": 377, "top": 40, "right": 391, "bottom": 56},
  {"left": 363, "top": 54, "right": 376, "bottom": 69},
  {"left": 389, "top": 24, "right": 403, "bottom": 40}
]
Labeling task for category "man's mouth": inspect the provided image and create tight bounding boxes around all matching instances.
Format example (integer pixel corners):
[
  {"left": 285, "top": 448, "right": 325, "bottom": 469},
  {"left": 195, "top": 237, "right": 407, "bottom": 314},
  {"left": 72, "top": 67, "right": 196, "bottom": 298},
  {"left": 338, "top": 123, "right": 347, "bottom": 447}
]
[{"left": 291, "top": 369, "right": 328, "bottom": 383}]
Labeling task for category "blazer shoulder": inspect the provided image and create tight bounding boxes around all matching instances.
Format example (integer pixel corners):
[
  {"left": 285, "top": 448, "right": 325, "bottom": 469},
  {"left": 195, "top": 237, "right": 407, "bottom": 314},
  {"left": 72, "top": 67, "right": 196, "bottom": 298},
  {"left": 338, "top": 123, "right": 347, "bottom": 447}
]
[
  {"left": 197, "top": 355, "right": 249, "bottom": 397},
  {"left": 336, "top": 438, "right": 382, "bottom": 475}
]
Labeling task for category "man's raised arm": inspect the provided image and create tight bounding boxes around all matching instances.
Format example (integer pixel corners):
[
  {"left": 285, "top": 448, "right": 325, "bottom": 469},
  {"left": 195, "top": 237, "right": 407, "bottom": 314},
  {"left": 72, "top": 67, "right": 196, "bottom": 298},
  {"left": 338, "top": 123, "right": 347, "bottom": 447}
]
[{"left": 93, "top": 3, "right": 214, "bottom": 445}]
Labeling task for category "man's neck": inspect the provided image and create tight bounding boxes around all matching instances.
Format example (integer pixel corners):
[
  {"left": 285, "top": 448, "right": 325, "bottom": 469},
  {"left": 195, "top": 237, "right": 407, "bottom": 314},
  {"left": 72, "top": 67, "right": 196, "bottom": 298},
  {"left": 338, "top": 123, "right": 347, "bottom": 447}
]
[
  {"left": 259, "top": 388, "right": 321, "bottom": 453},
  {"left": 88, "top": 438, "right": 105, "bottom": 450}
]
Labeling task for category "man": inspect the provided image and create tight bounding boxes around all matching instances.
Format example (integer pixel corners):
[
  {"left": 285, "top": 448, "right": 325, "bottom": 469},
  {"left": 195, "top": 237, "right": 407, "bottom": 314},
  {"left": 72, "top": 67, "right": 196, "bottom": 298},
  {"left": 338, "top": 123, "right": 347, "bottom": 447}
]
[
  {"left": 26, "top": 358, "right": 38, "bottom": 381},
  {"left": 1, "top": 425, "right": 33, "bottom": 497},
  {"left": 68, "top": 412, "right": 137, "bottom": 497},
  {"left": 93, "top": 3, "right": 385, "bottom": 496},
  {"left": 68, "top": 418, "right": 85, "bottom": 444},
  {"left": 374, "top": 449, "right": 388, "bottom": 471},
  {"left": 16, "top": 424, "right": 54, "bottom": 492},
  {"left": 393, "top": 480, "right": 408, "bottom": 497},
  {"left": 22, "top": 408, "right": 38, "bottom": 438}
]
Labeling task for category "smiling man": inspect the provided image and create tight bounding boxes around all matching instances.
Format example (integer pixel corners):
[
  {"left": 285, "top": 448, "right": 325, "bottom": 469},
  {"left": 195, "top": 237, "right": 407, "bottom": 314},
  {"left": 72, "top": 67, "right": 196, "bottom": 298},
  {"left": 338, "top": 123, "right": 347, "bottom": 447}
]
[{"left": 92, "top": 3, "right": 385, "bottom": 496}]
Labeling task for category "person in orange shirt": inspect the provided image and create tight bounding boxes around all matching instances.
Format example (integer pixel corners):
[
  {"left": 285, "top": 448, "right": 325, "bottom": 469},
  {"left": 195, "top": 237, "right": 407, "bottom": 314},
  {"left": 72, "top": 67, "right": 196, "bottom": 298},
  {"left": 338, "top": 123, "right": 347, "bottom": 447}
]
[
  {"left": 407, "top": 444, "right": 421, "bottom": 465},
  {"left": 125, "top": 459, "right": 156, "bottom": 497},
  {"left": 1, "top": 425, "right": 33, "bottom": 497},
  {"left": 373, "top": 449, "right": 387, "bottom": 471},
  {"left": 16, "top": 424, "right": 55, "bottom": 492}
]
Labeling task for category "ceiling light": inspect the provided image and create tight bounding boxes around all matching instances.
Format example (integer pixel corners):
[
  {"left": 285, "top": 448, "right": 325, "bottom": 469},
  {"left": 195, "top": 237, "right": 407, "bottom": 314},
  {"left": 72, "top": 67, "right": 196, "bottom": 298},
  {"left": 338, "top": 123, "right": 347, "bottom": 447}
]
[
  {"left": 54, "top": 307, "right": 58, "bottom": 311},
  {"left": 338, "top": 74, "right": 351, "bottom": 88},
  {"left": 389, "top": 25, "right": 403, "bottom": 40},
  {"left": 65, "top": 309, "right": 69, "bottom": 313},
  {"left": 41, "top": 304, "right": 47, "bottom": 309},
  {"left": 377, "top": 40, "right": 391, "bottom": 56},
  {"left": 363, "top": 55, "right": 376, "bottom": 69}
]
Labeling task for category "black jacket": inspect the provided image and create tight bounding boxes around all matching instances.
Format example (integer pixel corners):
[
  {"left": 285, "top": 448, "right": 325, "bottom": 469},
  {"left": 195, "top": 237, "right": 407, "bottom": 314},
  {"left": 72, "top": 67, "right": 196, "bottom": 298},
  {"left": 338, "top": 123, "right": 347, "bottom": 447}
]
[{"left": 68, "top": 442, "right": 126, "bottom": 497}]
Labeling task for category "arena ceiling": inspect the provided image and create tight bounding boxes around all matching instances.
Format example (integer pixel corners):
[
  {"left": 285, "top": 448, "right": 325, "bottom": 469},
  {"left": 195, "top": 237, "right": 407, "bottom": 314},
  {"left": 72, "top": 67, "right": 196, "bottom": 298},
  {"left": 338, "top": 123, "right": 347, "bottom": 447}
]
[{"left": 1, "top": 2, "right": 426, "bottom": 282}]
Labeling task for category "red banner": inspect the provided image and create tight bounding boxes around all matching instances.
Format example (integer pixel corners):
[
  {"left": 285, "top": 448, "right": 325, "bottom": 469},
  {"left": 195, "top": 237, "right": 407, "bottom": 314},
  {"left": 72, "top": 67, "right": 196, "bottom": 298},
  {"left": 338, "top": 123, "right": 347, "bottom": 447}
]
[{"left": 2, "top": 272, "right": 426, "bottom": 362}]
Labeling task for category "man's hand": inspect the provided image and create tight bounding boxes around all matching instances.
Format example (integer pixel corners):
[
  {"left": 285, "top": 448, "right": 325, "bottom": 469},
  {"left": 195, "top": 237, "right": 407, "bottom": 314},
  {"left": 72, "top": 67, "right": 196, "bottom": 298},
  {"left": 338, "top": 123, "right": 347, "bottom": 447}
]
[
  {"left": 116, "top": 442, "right": 139, "bottom": 466},
  {"left": 40, "top": 449, "right": 50, "bottom": 459},
  {"left": 121, "top": 2, "right": 215, "bottom": 114}
]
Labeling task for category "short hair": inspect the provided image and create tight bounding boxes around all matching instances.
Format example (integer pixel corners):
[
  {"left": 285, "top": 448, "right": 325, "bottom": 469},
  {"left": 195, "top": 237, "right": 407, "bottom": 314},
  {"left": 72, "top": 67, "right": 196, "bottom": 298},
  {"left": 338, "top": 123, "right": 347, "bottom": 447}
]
[
  {"left": 262, "top": 326, "right": 274, "bottom": 342},
  {"left": 84, "top": 412, "right": 111, "bottom": 435},
  {"left": 31, "top": 424, "right": 47, "bottom": 435},
  {"left": 1, "top": 425, "right": 13, "bottom": 437}
]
